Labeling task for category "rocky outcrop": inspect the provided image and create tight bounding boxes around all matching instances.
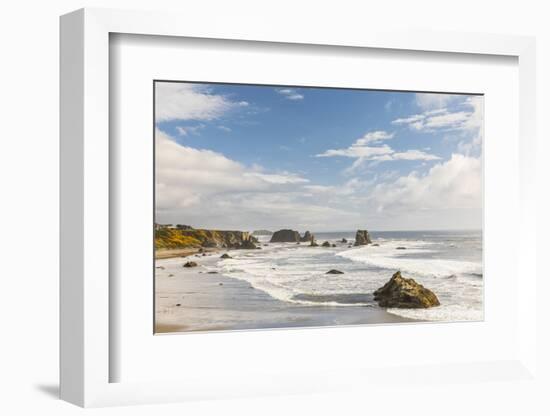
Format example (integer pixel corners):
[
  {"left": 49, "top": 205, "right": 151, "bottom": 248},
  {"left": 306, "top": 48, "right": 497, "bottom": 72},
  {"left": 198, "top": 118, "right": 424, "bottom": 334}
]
[
  {"left": 252, "top": 229, "right": 273, "bottom": 236},
  {"left": 155, "top": 227, "right": 258, "bottom": 250},
  {"left": 326, "top": 269, "right": 344, "bottom": 274},
  {"left": 341, "top": 238, "right": 348, "bottom": 243},
  {"left": 321, "top": 241, "right": 331, "bottom": 247},
  {"left": 301, "top": 231, "right": 314, "bottom": 242},
  {"left": 175, "top": 224, "right": 194, "bottom": 230},
  {"left": 220, "top": 253, "right": 232, "bottom": 259},
  {"left": 354, "top": 230, "right": 372, "bottom": 246},
  {"left": 239, "top": 239, "right": 259, "bottom": 249},
  {"left": 270, "top": 229, "right": 301, "bottom": 243},
  {"left": 310, "top": 240, "right": 319, "bottom": 247},
  {"left": 373, "top": 271, "right": 440, "bottom": 308}
]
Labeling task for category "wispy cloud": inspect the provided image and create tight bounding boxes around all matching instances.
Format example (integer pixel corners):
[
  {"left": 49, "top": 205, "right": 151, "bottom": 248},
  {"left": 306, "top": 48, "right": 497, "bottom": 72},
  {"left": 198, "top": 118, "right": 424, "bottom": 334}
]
[
  {"left": 354, "top": 130, "right": 394, "bottom": 145},
  {"left": 315, "top": 130, "right": 439, "bottom": 171},
  {"left": 218, "top": 125, "right": 232, "bottom": 132},
  {"left": 276, "top": 88, "right": 304, "bottom": 101},
  {"left": 392, "top": 97, "right": 482, "bottom": 133},
  {"left": 155, "top": 83, "right": 246, "bottom": 122},
  {"left": 415, "top": 93, "right": 460, "bottom": 110},
  {"left": 176, "top": 124, "right": 205, "bottom": 136}
]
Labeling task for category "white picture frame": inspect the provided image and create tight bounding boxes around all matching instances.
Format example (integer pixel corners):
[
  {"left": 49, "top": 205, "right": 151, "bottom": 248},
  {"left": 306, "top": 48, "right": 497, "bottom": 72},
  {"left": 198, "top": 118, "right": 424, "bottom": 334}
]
[{"left": 60, "top": 7, "right": 537, "bottom": 408}]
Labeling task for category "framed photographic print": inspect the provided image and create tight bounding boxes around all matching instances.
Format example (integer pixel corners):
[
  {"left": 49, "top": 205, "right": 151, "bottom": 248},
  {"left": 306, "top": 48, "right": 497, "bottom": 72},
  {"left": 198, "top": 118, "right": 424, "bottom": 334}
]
[{"left": 60, "top": 8, "right": 538, "bottom": 408}]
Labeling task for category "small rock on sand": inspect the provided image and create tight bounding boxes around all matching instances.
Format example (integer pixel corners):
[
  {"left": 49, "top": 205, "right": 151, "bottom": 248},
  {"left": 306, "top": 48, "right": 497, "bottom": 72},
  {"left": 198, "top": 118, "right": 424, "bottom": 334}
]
[{"left": 183, "top": 261, "right": 198, "bottom": 268}]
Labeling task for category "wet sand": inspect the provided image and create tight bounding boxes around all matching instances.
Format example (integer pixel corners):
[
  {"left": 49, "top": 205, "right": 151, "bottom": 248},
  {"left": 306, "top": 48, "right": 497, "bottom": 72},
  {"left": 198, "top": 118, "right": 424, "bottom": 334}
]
[
  {"left": 155, "top": 247, "right": 220, "bottom": 259},
  {"left": 155, "top": 252, "right": 414, "bottom": 333}
]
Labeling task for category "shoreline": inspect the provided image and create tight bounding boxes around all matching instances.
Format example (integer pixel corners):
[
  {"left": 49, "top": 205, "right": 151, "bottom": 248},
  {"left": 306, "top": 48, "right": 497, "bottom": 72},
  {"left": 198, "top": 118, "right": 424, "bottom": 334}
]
[
  {"left": 155, "top": 247, "right": 221, "bottom": 259},
  {"left": 155, "top": 253, "right": 417, "bottom": 333}
]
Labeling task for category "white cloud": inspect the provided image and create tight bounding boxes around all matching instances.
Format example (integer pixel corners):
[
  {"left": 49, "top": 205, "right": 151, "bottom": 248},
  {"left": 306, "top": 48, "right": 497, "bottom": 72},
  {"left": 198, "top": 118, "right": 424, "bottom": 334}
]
[
  {"left": 317, "top": 144, "right": 393, "bottom": 159},
  {"left": 155, "top": 130, "right": 359, "bottom": 229},
  {"left": 315, "top": 130, "right": 440, "bottom": 169},
  {"left": 355, "top": 130, "right": 395, "bottom": 145},
  {"left": 176, "top": 124, "right": 205, "bottom": 136},
  {"left": 276, "top": 88, "right": 304, "bottom": 100},
  {"left": 155, "top": 83, "right": 241, "bottom": 122},
  {"left": 246, "top": 172, "right": 309, "bottom": 185},
  {"left": 392, "top": 96, "right": 483, "bottom": 133},
  {"left": 390, "top": 150, "right": 442, "bottom": 161},
  {"left": 369, "top": 153, "right": 481, "bottom": 213},
  {"left": 415, "top": 93, "right": 459, "bottom": 110},
  {"left": 218, "top": 125, "right": 232, "bottom": 132}
]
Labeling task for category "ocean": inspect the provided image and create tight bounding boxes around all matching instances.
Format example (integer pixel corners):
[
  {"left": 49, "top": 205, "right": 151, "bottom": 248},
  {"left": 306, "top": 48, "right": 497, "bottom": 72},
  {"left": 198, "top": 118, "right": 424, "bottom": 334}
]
[{"left": 209, "top": 230, "right": 483, "bottom": 322}]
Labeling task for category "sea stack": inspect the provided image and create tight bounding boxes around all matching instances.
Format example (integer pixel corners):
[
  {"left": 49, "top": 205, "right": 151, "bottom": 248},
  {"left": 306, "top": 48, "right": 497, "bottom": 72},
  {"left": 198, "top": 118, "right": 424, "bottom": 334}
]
[
  {"left": 354, "top": 229, "right": 372, "bottom": 246},
  {"left": 270, "top": 229, "right": 301, "bottom": 243},
  {"left": 301, "top": 230, "right": 314, "bottom": 243},
  {"left": 373, "top": 271, "right": 440, "bottom": 308}
]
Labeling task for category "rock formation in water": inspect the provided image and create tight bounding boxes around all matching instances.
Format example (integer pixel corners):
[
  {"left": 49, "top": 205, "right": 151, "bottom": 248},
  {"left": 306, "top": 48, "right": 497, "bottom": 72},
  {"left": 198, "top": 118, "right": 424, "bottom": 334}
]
[
  {"left": 270, "top": 229, "right": 302, "bottom": 243},
  {"left": 183, "top": 261, "right": 198, "bottom": 268},
  {"left": 326, "top": 269, "right": 344, "bottom": 274},
  {"left": 354, "top": 229, "right": 372, "bottom": 246},
  {"left": 301, "top": 231, "right": 314, "bottom": 242},
  {"left": 321, "top": 241, "right": 331, "bottom": 247},
  {"left": 373, "top": 271, "right": 440, "bottom": 308}
]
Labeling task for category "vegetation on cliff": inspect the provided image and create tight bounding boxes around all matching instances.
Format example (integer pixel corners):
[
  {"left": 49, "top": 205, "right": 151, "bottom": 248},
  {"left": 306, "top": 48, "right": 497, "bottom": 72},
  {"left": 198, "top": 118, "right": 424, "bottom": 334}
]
[{"left": 155, "top": 227, "right": 257, "bottom": 250}]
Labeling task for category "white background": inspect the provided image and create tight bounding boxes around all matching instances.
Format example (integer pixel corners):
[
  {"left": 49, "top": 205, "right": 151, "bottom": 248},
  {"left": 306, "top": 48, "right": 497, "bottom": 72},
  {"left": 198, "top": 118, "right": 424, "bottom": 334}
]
[{"left": 0, "top": 0, "right": 548, "bottom": 415}]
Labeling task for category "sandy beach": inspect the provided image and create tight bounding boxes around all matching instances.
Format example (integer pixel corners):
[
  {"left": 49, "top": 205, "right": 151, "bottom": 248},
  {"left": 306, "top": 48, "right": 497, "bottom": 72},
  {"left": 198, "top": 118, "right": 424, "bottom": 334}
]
[{"left": 154, "top": 248, "right": 414, "bottom": 333}]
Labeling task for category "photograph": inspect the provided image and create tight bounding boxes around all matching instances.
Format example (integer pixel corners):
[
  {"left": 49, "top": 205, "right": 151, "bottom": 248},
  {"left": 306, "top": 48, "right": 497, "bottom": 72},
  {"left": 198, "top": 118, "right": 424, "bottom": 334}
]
[{"left": 154, "top": 81, "right": 483, "bottom": 333}]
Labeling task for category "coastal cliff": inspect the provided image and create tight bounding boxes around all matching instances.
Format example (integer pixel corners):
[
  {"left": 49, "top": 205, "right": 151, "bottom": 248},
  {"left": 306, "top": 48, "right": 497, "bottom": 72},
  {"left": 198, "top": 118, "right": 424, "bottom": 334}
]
[{"left": 155, "top": 227, "right": 258, "bottom": 250}]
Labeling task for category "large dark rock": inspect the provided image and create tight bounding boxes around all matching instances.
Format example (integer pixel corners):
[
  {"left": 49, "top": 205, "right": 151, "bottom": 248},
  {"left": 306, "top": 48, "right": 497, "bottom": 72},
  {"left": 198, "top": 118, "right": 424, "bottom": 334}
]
[
  {"left": 321, "top": 241, "right": 331, "bottom": 247},
  {"left": 270, "top": 229, "right": 301, "bottom": 243},
  {"left": 373, "top": 271, "right": 440, "bottom": 308},
  {"left": 301, "top": 231, "right": 314, "bottom": 242},
  {"left": 354, "top": 230, "right": 372, "bottom": 246},
  {"left": 220, "top": 253, "right": 232, "bottom": 259}
]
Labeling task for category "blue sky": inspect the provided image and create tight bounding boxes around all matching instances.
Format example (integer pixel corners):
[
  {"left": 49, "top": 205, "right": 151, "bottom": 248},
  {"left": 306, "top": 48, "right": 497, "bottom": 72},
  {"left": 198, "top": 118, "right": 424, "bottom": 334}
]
[{"left": 155, "top": 82, "right": 482, "bottom": 231}]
